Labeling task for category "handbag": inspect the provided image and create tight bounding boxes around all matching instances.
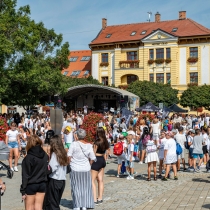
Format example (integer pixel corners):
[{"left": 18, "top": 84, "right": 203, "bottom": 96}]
[{"left": 66, "top": 164, "right": 71, "bottom": 174}]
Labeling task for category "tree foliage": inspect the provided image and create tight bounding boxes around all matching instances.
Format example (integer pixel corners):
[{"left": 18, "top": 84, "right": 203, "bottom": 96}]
[
  {"left": 180, "top": 85, "right": 210, "bottom": 110},
  {"left": 127, "top": 80, "right": 179, "bottom": 107},
  {"left": 0, "top": 0, "right": 70, "bottom": 108}
]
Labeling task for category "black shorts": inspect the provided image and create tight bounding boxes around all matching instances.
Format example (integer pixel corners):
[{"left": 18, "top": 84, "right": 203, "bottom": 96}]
[
  {"left": 203, "top": 145, "right": 208, "bottom": 154},
  {"left": 91, "top": 156, "right": 106, "bottom": 171},
  {"left": 25, "top": 182, "right": 47, "bottom": 195}
]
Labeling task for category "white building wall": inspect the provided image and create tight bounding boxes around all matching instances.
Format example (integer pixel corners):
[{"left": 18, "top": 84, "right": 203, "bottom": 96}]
[
  {"left": 91, "top": 53, "right": 99, "bottom": 80},
  {"left": 179, "top": 48, "right": 187, "bottom": 85},
  {"left": 201, "top": 45, "right": 210, "bottom": 84}
]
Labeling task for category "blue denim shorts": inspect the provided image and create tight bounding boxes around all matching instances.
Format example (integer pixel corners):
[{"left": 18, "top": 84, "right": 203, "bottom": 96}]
[
  {"left": 125, "top": 160, "right": 134, "bottom": 168},
  {"left": 8, "top": 141, "right": 19, "bottom": 149}
]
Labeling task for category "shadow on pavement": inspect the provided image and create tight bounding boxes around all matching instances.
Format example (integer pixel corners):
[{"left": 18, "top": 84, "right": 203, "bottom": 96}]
[
  {"left": 105, "top": 169, "right": 117, "bottom": 176},
  {"left": 60, "top": 198, "right": 73, "bottom": 209},
  {"left": 191, "top": 178, "right": 210, "bottom": 183},
  {"left": 202, "top": 204, "right": 210, "bottom": 209}
]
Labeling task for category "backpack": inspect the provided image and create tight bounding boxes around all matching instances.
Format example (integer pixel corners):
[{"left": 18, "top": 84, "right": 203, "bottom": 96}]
[
  {"left": 45, "top": 130, "right": 55, "bottom": 144},
  {"left": 185, "top": 136, "right": 190, "bottom": 150},
  {"left": 133, "top": 144, "right": 138, "bottom": 157},
  {"left": 142, "top": 135, "right": 150, "bottom": 146},
  {"left": 176, "top": 141, "right": 183, "bottom": 155},
  {"left": 113, "top": 142, "right": 123, "bottom": 156}
]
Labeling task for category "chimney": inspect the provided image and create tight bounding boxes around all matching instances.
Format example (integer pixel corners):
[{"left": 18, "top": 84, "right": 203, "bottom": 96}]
[
  {"left": 102, "top": 18, "right": 107, "bottom": 30},
  {"left": 155, "top": 12, "right": 161, "bottom": 22},
  {"left": 179, "top": 11, "right": 186, "bottom": 20}
]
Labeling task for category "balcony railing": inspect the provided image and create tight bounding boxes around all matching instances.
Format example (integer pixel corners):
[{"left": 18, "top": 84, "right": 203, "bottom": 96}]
[{"left": 119, "top": 60, "right": 139, "bottom": 69}]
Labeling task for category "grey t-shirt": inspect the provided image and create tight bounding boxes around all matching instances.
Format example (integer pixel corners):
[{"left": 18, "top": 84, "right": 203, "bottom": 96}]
[{"left": 192, "top": 135, "right": 204, "bottom": 154}]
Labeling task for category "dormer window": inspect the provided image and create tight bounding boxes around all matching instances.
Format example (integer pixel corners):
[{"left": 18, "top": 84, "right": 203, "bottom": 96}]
[
  {"left": 172, "top": 27, "right": 178, "bottom": 32},
  {"left": 130, "top": 31, "right": 136, "bottom": 36},
  {"left": 106, "top": 34, "right": 112, "bottom": 38},
  {"left": 141, "top": 30, "right": 147, "bottom": 35}
]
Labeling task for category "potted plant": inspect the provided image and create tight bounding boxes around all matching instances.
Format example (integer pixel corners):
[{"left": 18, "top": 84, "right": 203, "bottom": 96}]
[
  {"left": 148, "top": 59, "right": 154, "bottom": 65},
  {"left": 155, "top": 58, "right": 165, "bottom": 64},
  {"left": 165, "top": 58, "right": 172, "bottom": 64},
  {"left": 100, "top": 62, "right": 109, "bottom": 67},
  {"left": 187, "top": 57, "right": 198, "bottom": 63}
]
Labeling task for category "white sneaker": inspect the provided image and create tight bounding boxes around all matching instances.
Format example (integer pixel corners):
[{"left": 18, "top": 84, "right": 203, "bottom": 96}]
[
  {"left": 139, "top": 161, "right": 143, "bottom": 164},
  {"left": 127, "top": 175, "right": 134, "bottom": 180},
  {"left": 10, "top": 167, "right": 14, "bottom": 172},
  {"left": 14, "top": 166, "right": 18, "bottom": 172}
]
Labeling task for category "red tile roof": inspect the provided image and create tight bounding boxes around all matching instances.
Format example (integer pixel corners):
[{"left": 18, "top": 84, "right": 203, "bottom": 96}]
[
  {"left": 90, "top": 18, "right": 210, "bottom": 45},
  {"left": 62, "top": 50, "right": 91, "bottom": 78}
]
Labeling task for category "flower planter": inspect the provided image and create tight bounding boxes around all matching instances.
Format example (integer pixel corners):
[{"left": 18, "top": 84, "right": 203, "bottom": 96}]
[
  {"left": 0, "top": 117, "right": 9, "bottom": 141},
  {"left": 148, "top": 59, "right": 154, "bottom": 65},
  {"left": 100, "top": 62, "right": 109, "bottom": 67},
  {"left": 165, "top": 58, "right": 172, "bottom": 64},
  {"left": 155, "top": 58, "right": 165, "bottom": 64},
  {"left": 187, "top": 57, "right": 198, "bottom": 63},
  {"left": 81, "top": 112, "right": 104, "bottom": 143}
]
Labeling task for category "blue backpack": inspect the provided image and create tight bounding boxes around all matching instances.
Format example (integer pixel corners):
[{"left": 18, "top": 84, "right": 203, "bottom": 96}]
[{"left": 176, "top": 141, "right": 183, "bottom": 155}]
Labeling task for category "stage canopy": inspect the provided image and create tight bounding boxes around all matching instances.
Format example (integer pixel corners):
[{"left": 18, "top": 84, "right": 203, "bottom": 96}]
[{"left": 169, "top": 104, "right": 188, "bottom": 113}]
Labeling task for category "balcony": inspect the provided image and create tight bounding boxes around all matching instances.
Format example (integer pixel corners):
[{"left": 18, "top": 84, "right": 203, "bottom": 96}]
[{"left": 119, "top": 60, "right": 139, "bottom": 69}]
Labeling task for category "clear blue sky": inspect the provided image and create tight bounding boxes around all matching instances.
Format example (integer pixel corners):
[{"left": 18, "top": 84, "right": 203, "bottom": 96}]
[{"left": 17, "top": 0, "right": 210, "bottom": 51}]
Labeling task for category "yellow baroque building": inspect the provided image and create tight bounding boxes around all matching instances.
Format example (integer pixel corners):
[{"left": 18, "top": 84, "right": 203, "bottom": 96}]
[{"left": 89, "top": 11, "right": 210, "bottom": 96}]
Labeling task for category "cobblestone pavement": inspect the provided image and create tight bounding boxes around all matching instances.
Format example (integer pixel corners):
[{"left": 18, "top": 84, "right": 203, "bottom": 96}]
[{"left": 1, "top": 155, "right": 210, "bottom": 210}]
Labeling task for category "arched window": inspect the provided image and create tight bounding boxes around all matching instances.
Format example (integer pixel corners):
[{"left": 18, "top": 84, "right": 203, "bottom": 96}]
[{"left": 127, "top": 75, "right": 138, "bottom": 84}]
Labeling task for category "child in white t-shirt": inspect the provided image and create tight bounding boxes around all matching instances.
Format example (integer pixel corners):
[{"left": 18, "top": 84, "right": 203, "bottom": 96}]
[
  {"left": 125, "top": 134, "right": 135, "bottom": 180},
  {"left": 158, "top": 131, "right": 167, "bottom": 178}
]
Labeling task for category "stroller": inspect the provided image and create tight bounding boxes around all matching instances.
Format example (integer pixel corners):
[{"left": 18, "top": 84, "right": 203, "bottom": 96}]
[{"left": 0, "top": 141, "right": 13, "bottom": 179}]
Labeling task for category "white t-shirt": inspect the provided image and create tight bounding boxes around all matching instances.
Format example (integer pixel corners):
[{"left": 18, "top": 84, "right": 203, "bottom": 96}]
[
  {"left": 151, "top": 123, "right": 159, "bottom": 134},
  {"left": 205, "top": 117, "right": 210, "bottom": 126},
  {"left": 203, "top": 133, "right": 208, "bottom": 146},
  {"left": 83, "top": 106, "right": 88, "bottom": 114},
  {"left": 175, "top": 133, "right": 186, "bottom": 149},
  {"left": 49, "top": 152, "right": 66, "bottom": 180},
  {"left": 164, "top": 138, "right": 177, "bottom": 164},
  {"left": 24, "top": 118, "right": 29, "bottom": 128},
  {"left": 63, "top": 123, "right": 75, "bottom": 144},
  {"left": 68, "top": 141, "right": 96, "bottom": 172},
  {"left": 187, "top": 135, "right": 193, "bottom": 148},
  {"left": 158, "top": 137, "right": 167, "bottom": 159},
  {"left": 126, "top": 143, "right": 135, "bottom": 161},
  {"left": 6, "top": 130, "right": 19, "bottom": 142}
]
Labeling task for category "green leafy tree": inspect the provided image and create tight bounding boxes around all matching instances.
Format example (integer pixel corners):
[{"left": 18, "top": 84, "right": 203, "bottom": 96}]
[
  {"left": 0, "top": 0, "right": 70, "bottom": 108},
  {"left": 127, "top": 80, "right": 179, "bottom": 107},
  {"left": 180, "top": 85, "right": 210, "bottom": 110}
]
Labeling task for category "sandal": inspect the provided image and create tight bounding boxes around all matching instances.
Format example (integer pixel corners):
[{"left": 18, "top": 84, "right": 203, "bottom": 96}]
[
  {"left": 147, "top": 178, "right": 151, "bottom": 181},
  {"left": 154, "top": 176, "right": 157, "bottom": 181}
]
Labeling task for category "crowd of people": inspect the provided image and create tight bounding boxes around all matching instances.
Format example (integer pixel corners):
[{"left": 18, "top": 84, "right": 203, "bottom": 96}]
[{"left": 1, "top": 111, "right": 210, "bottom": 210}]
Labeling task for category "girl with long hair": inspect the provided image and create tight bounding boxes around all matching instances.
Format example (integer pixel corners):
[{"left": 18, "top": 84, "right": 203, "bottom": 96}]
[
  {"left": 91, "top": 127, "right": 109, "bottom": 205},
  {"left": 20, "top": 135, "right": 48, "bottom": 210},
  {"left": 45, "top": 135, "right": 68, "bottom": 210},
  {"left": 5, "top": 122, "right": 20, "bottom": 172}
]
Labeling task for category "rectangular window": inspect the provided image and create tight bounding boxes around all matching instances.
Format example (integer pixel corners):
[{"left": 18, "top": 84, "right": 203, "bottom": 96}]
[
  {"left": 156, "top": 73, "right": 164, "bottom": 83},
  {"left": 101, "top": 53, "right": 108, "bottom": 63},
  {"left": 127, "top": 51, "right": 137, "bottom": 60},
  {"left": 81, "top": 56, "right": 91, "bottom": 61},
  {"left": 127, "top": 75, "right": 138, "bottom": 84},
  {"left": 83, "top": 70, "right": 90, "bottom": 76},
  {"left": 63, "top": 71, "right": 68, "bottom": 76},
  {"left": 149, "top": 49, "right": 154, "bottom": 59},
  {"left": 190, "top": 73, "right": 198, "bottom": 83},
  {"left": 166, "top": 73, "right": 171, "bottom": 83},
  {"left": 70, "top": 57, "right": 78, "bottom": 62},
  {"left": 166, "top": 48, "right": 171, "bottom": 59},
  {"left": 102, "top": 77, "right": 108, "bottom": 86},
  {"left": 71, "top": 71, "right": 81, "bottom": 76},
  {"left": 156, "top": 48, "right": 164, "bottom": 59},
  {"left": 149, "top": 74, "right": 154, "bottom": 82},
  {"left": 190, "top": 47, "right": 198, "bottom": 57}
]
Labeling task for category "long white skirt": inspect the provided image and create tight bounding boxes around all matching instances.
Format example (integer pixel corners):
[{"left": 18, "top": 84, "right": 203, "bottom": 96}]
[{"left": 145, "top": 151, "right": 159, "bottom": 163}]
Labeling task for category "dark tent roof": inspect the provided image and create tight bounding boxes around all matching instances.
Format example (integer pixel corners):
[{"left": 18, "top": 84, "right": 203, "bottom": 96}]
[
  {"left": 169, "top": 104, "right": 188, "bottom": 113},
  {"left": 163, "top": 107, "right": 173, "bottom": 112},
  {"left": 135, "top": 102, "right": 160, "bottom": 112}
]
